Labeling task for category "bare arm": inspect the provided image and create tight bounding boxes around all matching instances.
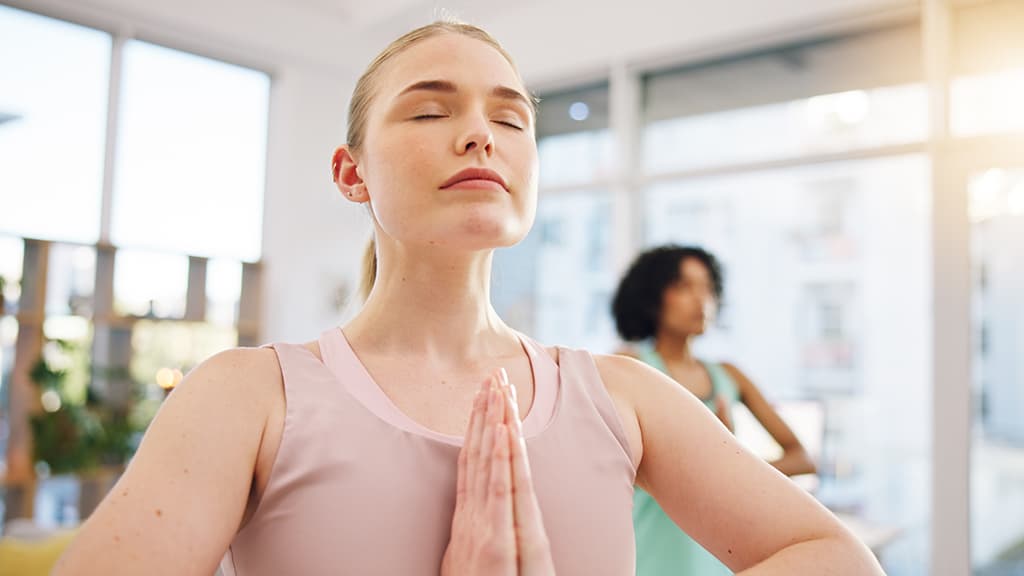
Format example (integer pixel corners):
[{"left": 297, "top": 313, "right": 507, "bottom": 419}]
[
  {"left": 723, "top": 362, "right": 816, "bottom": 477},
  {"left": 595, "top": 354, "right": 881, "bottom": 575},
  {"left": 53, "top": 347, "right": 281, "bottom": 576}
]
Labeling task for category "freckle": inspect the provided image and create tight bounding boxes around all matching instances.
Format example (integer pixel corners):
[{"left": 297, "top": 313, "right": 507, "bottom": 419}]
[
  {"left": 184, "top": 468, "right": 190, "bottom": 474},
  {"left": 114, "top": 535, "right": 121, "bottom": 543},
  {"left": 155, "top": 509, "right": 163, "bottom": 517},
  {"left": 122, "top": 491, "right": 129, "bottom": 496},
  {"left": 728, "top": 548, "right": 733, "bottom": 554}
]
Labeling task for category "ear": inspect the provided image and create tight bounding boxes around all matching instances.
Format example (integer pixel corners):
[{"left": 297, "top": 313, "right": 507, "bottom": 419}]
[{"left": 332, "top": 145, "right": 369, "bottom": 203}]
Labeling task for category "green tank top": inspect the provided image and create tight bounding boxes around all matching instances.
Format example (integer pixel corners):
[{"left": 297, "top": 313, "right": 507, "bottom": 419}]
[{"left": 632, "top": 341, "right": 739, "bottom": 576}]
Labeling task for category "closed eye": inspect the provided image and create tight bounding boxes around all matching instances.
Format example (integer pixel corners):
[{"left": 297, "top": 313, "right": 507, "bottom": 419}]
[
  {"left": 412, "top": 114, "right": 447, "bottom": 120},
  {"left": 494, "top": 120, "right": 524, "bottom": 131}
]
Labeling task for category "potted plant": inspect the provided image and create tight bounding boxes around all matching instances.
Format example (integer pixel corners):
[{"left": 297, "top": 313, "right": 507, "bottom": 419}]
[{"left": 29, "top": 340, "right": 150, "bottom": 522}]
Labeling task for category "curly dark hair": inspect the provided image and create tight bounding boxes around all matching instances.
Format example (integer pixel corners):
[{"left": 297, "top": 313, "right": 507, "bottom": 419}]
[{"left": 611, "top": 245, "right": 724, "bottom": 342}]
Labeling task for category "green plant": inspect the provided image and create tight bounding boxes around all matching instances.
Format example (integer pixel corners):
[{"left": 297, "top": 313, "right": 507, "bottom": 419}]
[{"left": 29, "top": 339, "right": 149, "bottom": 475}]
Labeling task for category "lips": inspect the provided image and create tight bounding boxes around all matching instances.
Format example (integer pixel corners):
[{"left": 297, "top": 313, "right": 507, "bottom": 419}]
[{"left": 440, "top": 167, "right": 509, "bottom": 192}]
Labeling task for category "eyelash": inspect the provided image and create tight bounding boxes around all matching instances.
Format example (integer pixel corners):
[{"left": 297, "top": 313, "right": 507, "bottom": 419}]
[
  {"left": 411, "top": 114, "right": 524, "bottom": 131},
  {"left": 495, "top": 120, "right": 523, "bottom": 131}
]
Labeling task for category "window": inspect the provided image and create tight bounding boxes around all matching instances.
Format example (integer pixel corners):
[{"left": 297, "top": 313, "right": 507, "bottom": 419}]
[
  {"left": 111, "top": 41, "right": 269, "bottom": 262},
  {"left": 0, "top": 6, "right": 269, "bottom": 528},
  {"left": 951, "top": 0, "right": 1024, "bottom": 137},
  {"left": 536, "top": 83, "right": 613, "bottom": 187},
  {"left": 643, "top": 25, "right": 925, "bottom": 173},
  {"left": 494, "top": 84, "right": 616, "bottom": 350},
  {"left": 642, "top": 28, "right": 933, "bottom": 568},
  {"left": 970, "top": 167, "right": 1024, "bottom": 572},
  {"left": 0, "top": 6, "right": 110, "bottom": 243}
]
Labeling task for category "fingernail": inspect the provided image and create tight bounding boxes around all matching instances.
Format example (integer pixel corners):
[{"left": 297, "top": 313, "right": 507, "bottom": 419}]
[{"left": 498, "top": 367, "right": 509, "bottom": 388}]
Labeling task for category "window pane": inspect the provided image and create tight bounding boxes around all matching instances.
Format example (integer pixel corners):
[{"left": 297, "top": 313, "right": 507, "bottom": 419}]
[
  {"left": 536, "top": 83, "right": 612, "bottom": 187},
  {"left": 45, "top": 244, "right": 96, "bottom": 318},
  {"left": 130, "top": 320, "right": 237, "bottom": 394},
  {"left": 113, "top": 249, "right": 188, "bottom": 319},
  {"left": 493, "top": 191, "right": 616, "bottom": 351},
  {"left": 538, "top": 131, "right": 614, "bottom": 187},
  {"left": 0, "top": 316, "right": 18, "bottom": 469},
  {"left": 643, "top": 84, "right": 926, "bottom": 174},
  {"left": 0, "top": 235, "right": 24, "bottom": 315},
  {"left": 111, "top": 41, "right": 269, "bottom": 262},
  {"left": 41, "top": 316, "right": 93, "bottom": 406},
  {"left": 970, "top": 167, "right": 1024, "bottom": 573},
  {"left": 207, "top": 259, "right": 242, "bottom": 327},
  {"left": 951, "top": 67, "right": 1024, "bottom": 137},
  {"left": 0, "top": 6, "right": 110, "bottom": 243},
  {"left": 646, "top": 155, "right": 932, "bottom": 575}
]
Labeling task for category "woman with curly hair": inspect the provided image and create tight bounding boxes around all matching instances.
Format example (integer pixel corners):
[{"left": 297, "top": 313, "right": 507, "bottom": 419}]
[{"left": 613, "top": 245, "right": 817, "bottom": 575}]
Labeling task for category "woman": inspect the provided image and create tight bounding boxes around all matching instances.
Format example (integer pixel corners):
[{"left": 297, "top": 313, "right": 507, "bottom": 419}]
[
  {"left": 54, "top": 21, "right": 880, "bottom": 575},
  {"left": 613, "top": 245, "right": 818, "bottom": 575}
]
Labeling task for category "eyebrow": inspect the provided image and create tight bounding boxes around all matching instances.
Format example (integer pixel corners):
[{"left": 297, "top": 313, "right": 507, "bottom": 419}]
[{"left": 396, "top": 79, "right": 535, "bottom": 115}]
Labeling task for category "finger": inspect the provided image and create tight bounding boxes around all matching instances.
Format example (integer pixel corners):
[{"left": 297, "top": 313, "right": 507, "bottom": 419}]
[
  {"left": 498, "top": 368, "right": 522, "bottom": 432},
  {"left": 475, "top": 378, "right": 503, "bottom": 500},
  {"left": 488, "top": 423, "right": 514, "bottom": 533},
  {"left": 458, "top": 387, "right": 485, "bottom": 506},
  {"left": 509, "top": 409, "right": 545, "bottom": 535}
]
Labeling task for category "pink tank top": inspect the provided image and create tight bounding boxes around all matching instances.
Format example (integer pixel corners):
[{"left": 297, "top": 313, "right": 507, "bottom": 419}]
[{"left": 221, "top": 329, "right": 636, "bottom": 575}]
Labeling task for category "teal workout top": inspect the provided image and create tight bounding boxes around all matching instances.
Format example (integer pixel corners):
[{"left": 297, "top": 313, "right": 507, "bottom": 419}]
[{"left": 632, "top": 340, "right": 739, "bottom": 576}]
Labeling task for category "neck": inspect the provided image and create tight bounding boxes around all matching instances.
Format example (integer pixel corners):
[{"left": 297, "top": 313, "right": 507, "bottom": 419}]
[
  {"left": 344, "top": 242, "right": 517, "bottom": 362},
  {"left": 653, "top": 329, "right": 697, "bottom": 364}
]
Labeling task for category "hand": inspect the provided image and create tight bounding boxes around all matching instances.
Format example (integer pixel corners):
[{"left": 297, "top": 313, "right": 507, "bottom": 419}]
[
  {"left": 714, "top": 394, "right": 735, "bottom": 433},
  {"left": 442, "top": 373, "right": 518, "bottom": 576},
  {"left": 498, "top": 369, "right": 555, "bottom": 576}
]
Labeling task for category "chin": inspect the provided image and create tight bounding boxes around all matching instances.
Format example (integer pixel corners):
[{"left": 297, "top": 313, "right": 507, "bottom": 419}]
[{"left": 454, "top": 209, "right": 531, "bottom": 247}]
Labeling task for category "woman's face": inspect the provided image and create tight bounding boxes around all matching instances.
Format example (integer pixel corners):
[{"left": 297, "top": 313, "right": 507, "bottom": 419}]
[
  {"left": 353, "top": 33, "right": 538, "bottom": 251},
  {"left": 659, "top": 257, "right": 718, "bottom": 337}
]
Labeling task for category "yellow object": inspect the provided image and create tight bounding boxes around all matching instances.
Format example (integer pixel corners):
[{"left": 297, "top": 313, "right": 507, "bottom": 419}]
[{"left": 0, "top": 530, "right": 77, "bottom": 576}]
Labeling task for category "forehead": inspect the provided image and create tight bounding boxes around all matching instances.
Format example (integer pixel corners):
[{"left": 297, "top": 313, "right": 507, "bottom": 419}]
[
  {"left": 375, "top": 33, "right": 526, "bottom": 100},
  {"left": 679, "top": 257, "right": 711, "bottom": 280}
]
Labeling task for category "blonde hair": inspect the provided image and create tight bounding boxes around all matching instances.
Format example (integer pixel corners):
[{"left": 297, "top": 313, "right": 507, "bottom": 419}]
[
  {"left": 359, "top": 235, "right": 377, "bottom": 303},
  {"left": 346, "top": 20, "right": 534, "bottom": 152}
]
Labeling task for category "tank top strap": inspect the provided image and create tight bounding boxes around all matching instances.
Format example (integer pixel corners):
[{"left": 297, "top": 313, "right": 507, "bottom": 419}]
[
  {"left": 513, "top": 332, "right": 560, "bottom": 436},
  {"left": 702, "top": 361, "right": 740, "bottom": 403},
  {"left": 315, "top": 328, "right": 559, "bottom": 444},
  {"left": 264, "top": 340, "right": 343, "bottom": 413},
  {"left": 556, "top": 347, "right": 637, "bottom": 475},
  {"left": 634, "top": 340, "right": 666, "bottom": 373}
]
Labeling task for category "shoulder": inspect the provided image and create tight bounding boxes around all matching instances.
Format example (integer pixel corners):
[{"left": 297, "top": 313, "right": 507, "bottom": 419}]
[
  {"left": 613, "top": 345, "right": 641, "bottom": 360},
  {"left": 717, "top": 361, "right": 751, "bottom": 386},
  {"left": 591, "top": 352, "right": 674, "bottom": 403},
  {"left": 174, "top": 346, "right": 283, "bottom": 419},
  {"left": 191, "top": 346, "right": 282, "bottom": 389},
  {"left": 593, "top": 352, "right": 654, "bottom": 382}
]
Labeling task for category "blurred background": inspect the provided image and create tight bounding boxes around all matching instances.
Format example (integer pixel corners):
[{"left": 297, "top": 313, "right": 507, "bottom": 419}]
[{"left": 0, "top": 0, "right": 1022, "bottom": 574}]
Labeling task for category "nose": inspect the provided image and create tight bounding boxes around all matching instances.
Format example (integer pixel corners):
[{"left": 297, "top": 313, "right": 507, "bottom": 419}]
[{"left": 455, "top": 112, "right": 494, "bottom": 157}]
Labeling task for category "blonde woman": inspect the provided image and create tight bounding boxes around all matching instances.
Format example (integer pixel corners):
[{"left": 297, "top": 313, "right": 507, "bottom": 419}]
[{"left": 55, "top": 21, "right": 882, "bottom": 575}]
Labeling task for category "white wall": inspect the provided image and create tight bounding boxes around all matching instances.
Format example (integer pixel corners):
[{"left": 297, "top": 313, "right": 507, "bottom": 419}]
[
  {"left": 15, "top": 0, "right": 918, "bottom": 343},
  {"left": 261, "top": 69, "right": 371, "bottom": 343}
]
